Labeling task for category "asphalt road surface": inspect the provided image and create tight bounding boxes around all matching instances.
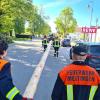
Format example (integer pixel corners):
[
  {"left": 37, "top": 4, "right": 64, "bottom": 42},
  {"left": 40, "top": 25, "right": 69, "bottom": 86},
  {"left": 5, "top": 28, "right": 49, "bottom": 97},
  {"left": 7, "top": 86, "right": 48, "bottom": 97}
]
[{"left": 6, "top": 39, "right": 71, "bottom": 100}]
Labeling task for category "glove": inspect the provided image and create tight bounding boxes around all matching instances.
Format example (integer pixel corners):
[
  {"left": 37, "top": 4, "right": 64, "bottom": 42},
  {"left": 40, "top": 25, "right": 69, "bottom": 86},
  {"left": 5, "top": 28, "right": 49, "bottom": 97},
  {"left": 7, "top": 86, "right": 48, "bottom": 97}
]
[{"left": 22, "top": 97, "right": 33, "bottom": 100}]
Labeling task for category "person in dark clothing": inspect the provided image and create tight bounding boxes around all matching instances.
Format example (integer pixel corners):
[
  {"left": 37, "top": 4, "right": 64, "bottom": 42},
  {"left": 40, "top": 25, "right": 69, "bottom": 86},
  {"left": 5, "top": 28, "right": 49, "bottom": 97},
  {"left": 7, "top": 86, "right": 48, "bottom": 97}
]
[
  {"left": 52, "top": 46, "right": 100, "bottom": 100},
  {"left": 53, "top": 36, "right": 60, "bottom": 57},
  {"left": 42, "top": 35, "right": 49, "bottom": 52},
  {"left": 0, "top": 40, "right": 33, "bottom": 100}
]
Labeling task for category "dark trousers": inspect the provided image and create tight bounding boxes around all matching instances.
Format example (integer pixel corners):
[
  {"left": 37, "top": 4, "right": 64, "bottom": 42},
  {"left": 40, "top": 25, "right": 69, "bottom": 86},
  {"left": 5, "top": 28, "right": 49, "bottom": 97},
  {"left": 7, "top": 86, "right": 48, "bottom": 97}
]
[
  {"left": 54, "top": 47, "right": 59, "bottom": 57},
  {"left": 43, "top": 45, "right": 47, "bottom": 52}
]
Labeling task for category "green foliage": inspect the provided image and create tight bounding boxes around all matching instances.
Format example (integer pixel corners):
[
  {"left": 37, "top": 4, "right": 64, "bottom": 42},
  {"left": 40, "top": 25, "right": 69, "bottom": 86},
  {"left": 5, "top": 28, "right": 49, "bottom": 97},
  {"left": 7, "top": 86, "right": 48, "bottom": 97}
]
[
  {"left": 14, "top": 18, "right": 25, "bottom": 34},
  {"left": 0, "top": 0, "right": 51, "bottom": 38},
  {"left": 55, "top": 7, "right": 77, "bottom": 36},
  {"left": 0, "top": 33, "right": 13, "bottom": 43},
  {"left": 29, "top": 14, "right": 51, "bottom": 35},
  {"left": 0, "top": 0, "right": 34, "bottom": 32}
]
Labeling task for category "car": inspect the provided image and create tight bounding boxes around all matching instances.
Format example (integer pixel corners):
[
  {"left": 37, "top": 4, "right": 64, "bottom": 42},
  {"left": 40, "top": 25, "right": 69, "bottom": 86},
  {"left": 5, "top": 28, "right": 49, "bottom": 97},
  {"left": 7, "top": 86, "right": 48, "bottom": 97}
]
[
  {"left": 70, "top": 42, "right": 100, "bottom": 74},
  {"left": 75, "top": 42, "right": 85, "bottom": 46},
  {"left": 61, "top": 38, "right": 71, "bottom": 47},
  {"left": 85, "top": 43, "right": 100, "bottom": 73},
  {"left": 48, "top": 34, "right": 54, "bottom": 41}
]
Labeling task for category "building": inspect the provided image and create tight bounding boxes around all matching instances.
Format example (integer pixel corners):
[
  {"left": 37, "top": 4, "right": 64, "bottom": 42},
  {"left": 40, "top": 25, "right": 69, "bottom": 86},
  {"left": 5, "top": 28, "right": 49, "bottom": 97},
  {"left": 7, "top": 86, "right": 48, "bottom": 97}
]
[{"left": 75, "top": 26, "right": 100, "bottom": 42}]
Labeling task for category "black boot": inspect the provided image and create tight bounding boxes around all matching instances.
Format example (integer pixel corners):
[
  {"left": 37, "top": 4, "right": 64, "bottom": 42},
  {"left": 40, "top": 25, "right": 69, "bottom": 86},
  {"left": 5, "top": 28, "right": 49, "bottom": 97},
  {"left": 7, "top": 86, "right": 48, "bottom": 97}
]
[{"left": 54, "top": 53, "right": 56, "bottom": 57}]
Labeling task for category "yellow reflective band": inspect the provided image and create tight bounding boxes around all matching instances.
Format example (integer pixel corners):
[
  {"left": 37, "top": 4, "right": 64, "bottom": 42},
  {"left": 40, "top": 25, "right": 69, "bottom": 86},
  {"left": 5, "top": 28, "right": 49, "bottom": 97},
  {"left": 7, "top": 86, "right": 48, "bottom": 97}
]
[
  {"left": 43, "top": 39, "right": 47, "bottom": 45},
  {"left": 66, "top": 85, "right": 73, "bottom": 100},
  {"left": 54, "top": 40, "right": 60, "bottom": 47},
  {"left": 6, "top": 87, "right": 19, "bottom": 100},
  {"left": 89, "top": 86, "right": 98, "bottom": 100}
]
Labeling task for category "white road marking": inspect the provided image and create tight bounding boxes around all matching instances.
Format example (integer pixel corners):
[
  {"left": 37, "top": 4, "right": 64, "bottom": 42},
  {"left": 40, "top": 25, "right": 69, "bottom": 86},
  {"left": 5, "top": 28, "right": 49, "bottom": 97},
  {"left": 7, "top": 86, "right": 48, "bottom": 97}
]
[{"left": 23, "top": 41, "right": 52, "bottom": 98}]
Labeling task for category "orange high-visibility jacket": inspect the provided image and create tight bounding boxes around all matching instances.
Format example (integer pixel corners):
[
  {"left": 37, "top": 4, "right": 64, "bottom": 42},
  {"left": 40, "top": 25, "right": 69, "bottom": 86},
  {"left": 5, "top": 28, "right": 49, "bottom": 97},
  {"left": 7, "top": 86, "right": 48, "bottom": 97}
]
[
  {"left": 0, "top": 59, "right": 22, "bottom": 100},
  {"left": 52, "top": 61, "right": 100, "bottom": 100}
]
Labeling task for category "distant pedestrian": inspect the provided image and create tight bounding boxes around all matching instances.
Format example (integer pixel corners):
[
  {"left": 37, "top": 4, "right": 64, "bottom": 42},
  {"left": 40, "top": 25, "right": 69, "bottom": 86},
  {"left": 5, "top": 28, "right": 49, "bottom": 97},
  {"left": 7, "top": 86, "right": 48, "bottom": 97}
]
[
  {"left": 0, "top": 40, "right": 33, "bottom": 100},
  {"left": 42, "top": 35, "right": 49, "bottom": 52},
  {"left": 53, "top": 36, "right": 60, "bottom": 57}
]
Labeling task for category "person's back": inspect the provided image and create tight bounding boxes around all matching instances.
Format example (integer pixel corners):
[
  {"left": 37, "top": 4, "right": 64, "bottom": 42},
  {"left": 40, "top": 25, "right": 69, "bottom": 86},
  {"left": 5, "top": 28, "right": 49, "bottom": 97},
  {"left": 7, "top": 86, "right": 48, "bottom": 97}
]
[
  {"left": 52, "top": 46, "right": 100, "bottom": 100},
  {"left": 53, "top": 37, "right": 60, "bottom": 57},
  {"left": 59, "top": 64, "right": 100, "bottom": 100},
  {"left": 42, "top": 35, "right": 49, "bottom": 52},
  {"left": 53, "top": 37, "right": 60, "bottom": 48},
  {"left": 43, "top": 39, "right": 48, "bottom": 45}
]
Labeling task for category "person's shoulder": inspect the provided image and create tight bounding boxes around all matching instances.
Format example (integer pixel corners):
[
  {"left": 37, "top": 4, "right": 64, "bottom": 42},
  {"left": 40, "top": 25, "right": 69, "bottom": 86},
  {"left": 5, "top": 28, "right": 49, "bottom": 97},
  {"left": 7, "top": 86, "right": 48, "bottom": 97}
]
[
  {"left": 86, "top": 66, "right": 100, "bottom": 77},
  {"left": 0, "top": 59, "right": 8, "bottom": 62},
  {"left": 4, "top": 61, "right": 11, "bottom": 66},
  {"left": 86, "top": 65, "right": 97, "bottom": 72},
  {"left": 0, "top": 59, "right": 11, "bottom": 71},
  {"left": 59, "top": 64, "right": 72, "bottom": 73}
]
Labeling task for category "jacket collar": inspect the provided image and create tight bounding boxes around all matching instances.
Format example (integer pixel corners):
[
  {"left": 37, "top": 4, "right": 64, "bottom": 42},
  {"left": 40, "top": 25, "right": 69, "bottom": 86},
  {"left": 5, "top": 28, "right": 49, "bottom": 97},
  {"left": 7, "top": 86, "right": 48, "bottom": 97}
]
[{"left": 72, "top": 61, "right": 87, "bottom": 65}]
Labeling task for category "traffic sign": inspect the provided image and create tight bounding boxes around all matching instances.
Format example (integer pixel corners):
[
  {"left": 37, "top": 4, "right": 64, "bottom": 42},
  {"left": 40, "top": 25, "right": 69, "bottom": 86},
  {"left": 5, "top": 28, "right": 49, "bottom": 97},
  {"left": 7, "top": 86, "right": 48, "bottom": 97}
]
[{"left": 81, "top": 27, "right": 97, "bottom": 33}]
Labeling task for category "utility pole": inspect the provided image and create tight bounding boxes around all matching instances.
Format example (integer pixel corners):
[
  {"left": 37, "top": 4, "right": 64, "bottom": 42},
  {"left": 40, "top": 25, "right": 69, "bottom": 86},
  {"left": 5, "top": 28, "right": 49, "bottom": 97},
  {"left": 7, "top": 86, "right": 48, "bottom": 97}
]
[
  {"left": 95, "top": 18, "right": 99, "bottom": 42},
  {"left": 90, "top": 7, "right": 93, "bottom": 42},
  {"left": 88, "top": 1, "right": 93, "bottom": 42}
]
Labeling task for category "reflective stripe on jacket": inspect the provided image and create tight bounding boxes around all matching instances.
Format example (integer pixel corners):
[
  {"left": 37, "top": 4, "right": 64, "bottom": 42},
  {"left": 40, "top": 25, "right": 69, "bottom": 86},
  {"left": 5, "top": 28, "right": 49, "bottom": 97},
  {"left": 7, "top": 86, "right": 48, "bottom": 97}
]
[
  {"left": 53, "top": 40, "right": 60, "bottom": 47},
  {"left": 6, "top": 87, "right": 19, "bottom": 100},
  {"left": 42, "top": 39, "right": 48, "bottom": 45},
  {"left": 51, "top": 61, "right": 100, "bottom": 100}
]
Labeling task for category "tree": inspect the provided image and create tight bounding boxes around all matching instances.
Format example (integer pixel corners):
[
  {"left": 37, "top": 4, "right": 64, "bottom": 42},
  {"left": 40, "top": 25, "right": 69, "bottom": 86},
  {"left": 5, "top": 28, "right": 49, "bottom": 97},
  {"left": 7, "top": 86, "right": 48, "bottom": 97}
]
[
  {"left": 42, "top": 23, "right": 51, "bottom": 35},
  {"left": 14, "top": 17, "right": 25, "bottom": 34},
  {"left": 0, "top": 0, "right": 51, "bottom": 40},
  {"left": 0, "top": 0, "right": 35, "bottom": 33},
  {"left": 0, "top": 0, "right": 14, "bottom": 33},
  {"left": 29, "top": 13, "right": 51, "bottom": 35},
  {"left": 55, "top": 7, "right": 77, "bottom": 37}
]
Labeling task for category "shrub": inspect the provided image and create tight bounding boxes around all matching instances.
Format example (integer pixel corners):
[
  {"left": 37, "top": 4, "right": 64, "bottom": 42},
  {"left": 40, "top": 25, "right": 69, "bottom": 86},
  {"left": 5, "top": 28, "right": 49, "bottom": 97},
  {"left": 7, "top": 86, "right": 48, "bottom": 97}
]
[{"left": 0, "top": 33, "right": 13, "bottom": 43}]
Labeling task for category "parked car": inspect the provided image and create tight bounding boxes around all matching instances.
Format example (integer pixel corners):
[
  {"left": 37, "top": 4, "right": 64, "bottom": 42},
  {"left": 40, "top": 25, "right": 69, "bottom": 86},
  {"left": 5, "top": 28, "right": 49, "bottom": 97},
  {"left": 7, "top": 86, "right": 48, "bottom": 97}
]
[
  {"left": 70, "top": 42, "right": 100, "bottom": 74},
  {"left": 61, "top": 38, "right": 71, "bottom": 47}
]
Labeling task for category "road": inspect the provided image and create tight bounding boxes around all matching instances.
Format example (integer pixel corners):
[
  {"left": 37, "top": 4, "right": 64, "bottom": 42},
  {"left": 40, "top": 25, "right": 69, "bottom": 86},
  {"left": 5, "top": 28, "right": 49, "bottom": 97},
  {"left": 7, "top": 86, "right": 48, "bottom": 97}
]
[{"left": 7, "top": 39, "right": 71, "bottom": 100}]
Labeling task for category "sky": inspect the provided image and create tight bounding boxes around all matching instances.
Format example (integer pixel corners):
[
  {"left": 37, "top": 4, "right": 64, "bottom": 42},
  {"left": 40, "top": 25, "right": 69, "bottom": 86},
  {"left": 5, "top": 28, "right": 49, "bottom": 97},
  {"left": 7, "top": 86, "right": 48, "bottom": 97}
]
[{"left": 32, "top": 0, "right": 100, "bottom": 32}]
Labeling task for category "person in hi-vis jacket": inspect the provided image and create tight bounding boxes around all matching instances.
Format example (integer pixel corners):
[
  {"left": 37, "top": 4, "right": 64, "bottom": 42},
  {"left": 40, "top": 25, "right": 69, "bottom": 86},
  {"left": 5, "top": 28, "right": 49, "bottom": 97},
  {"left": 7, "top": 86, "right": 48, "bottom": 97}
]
[{"left": 0, "top": 40, "right": 33, "bottom": 100}]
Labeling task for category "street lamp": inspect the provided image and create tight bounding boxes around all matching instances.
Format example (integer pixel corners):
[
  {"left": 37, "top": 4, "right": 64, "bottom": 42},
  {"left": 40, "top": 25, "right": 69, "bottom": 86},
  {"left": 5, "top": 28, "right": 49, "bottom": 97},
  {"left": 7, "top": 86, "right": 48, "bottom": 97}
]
[
  {"left": 95, "top": 18, "right": 99, "bottom": 42},
  {"left": 88, "top": 1, "right": 93, "bottom": 42}
]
